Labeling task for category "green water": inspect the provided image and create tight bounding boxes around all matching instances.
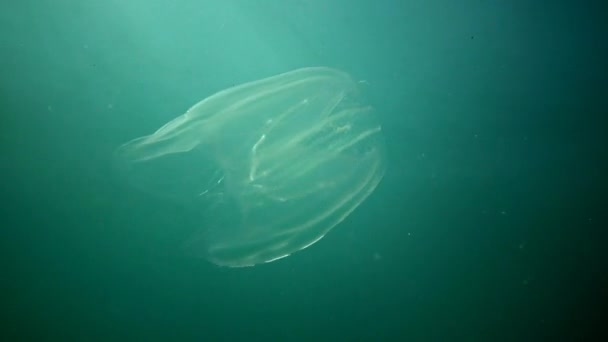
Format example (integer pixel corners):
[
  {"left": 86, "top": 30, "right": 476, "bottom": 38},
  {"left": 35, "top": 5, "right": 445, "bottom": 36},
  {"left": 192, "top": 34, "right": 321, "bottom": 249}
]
[{"left": 1, "top": 0, "right": 605, "bottom": 340}]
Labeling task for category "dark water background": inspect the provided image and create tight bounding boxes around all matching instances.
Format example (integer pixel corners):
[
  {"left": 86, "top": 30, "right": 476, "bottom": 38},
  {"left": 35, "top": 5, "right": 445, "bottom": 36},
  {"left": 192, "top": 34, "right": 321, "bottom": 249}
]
[{"left": 1, "top": 0, "right": 606, "bottom": 340}]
